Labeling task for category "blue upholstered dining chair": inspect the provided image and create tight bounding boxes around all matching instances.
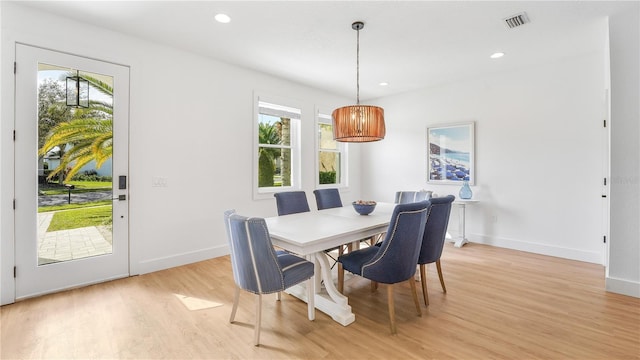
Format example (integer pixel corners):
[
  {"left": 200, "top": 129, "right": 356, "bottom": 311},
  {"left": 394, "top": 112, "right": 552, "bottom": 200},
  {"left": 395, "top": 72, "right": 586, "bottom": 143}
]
[
  {"left": 274, "top": 191, "right": 310, "bottom": 216},
  {"left": 394, "top": 190, "right": 432, "bottom": 204},
  {"left": 418, "top": 195, "right": 455, "bottom": 306},
  {"left": 223, "top": 209, "right": 315, "bottom": 346},
  {"left": 337, "top": 201, "right": 431, "bottom": 334},
  {"left": 313, "top": 188, "right": 343, "bottom": 210}
]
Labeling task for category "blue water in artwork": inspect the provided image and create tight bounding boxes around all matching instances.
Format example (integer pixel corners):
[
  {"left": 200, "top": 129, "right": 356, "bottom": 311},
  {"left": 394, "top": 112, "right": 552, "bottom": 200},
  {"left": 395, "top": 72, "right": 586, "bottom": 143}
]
[{"left": 444, "top": 152, "right": 469, "bottom": 164}]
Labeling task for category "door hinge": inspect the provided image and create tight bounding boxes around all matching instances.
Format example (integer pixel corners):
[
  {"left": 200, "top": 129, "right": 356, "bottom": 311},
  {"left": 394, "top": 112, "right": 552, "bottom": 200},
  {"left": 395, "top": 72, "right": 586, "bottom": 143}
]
[
  {"left": 14, "top": 62, "right": 16, "bottom": 74},
  {"left": 13, "top": 130, "right": 16, "bottom": 141},
  {"left": 13, "top": 199, "right": 16, "bottom": 209},
  {"left": 603, "top": 236, "right": 607, "bottom": 244},
  {"left": 604, "top": 178, "right": 607, "bottom": 186},
  {"left": 13, "top": 266, "right": 16, "bottom": 278},
  {"left": 603, "top": 119, "right": 607, "bottom": 127}
]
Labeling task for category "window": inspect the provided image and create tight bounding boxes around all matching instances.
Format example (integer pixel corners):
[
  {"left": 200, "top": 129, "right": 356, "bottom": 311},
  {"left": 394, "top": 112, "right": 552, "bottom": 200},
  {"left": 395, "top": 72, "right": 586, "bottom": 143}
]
[
  {"left": 255, "top": 98, "right": 301, "bottom": 196},
  {"left": 316, "top": 110, "right": 347, "bottom": 187}
]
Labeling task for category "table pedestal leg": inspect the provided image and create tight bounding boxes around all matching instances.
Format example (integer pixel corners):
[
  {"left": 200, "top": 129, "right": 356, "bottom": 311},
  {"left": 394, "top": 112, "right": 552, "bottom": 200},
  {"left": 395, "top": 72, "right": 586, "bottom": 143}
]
[
  {"left": 285, "top": 252, "right": 355, "bottom": 326},
  {"left": 312, "top": 256, "right": 322, "bottom": 293}
]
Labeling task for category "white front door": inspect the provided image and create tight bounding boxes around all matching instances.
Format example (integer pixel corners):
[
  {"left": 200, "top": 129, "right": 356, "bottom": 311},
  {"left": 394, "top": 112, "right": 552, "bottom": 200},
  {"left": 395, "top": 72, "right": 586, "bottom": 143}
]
[{"left": 14, "top": 44, "right": 130, "bottom": 299}]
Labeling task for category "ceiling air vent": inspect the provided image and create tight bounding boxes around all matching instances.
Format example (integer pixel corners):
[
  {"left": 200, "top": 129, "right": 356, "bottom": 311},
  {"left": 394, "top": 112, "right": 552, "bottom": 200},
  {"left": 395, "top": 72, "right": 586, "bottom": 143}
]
[{"left": 503, "top": 12, "right": 530, "bottom": 29}]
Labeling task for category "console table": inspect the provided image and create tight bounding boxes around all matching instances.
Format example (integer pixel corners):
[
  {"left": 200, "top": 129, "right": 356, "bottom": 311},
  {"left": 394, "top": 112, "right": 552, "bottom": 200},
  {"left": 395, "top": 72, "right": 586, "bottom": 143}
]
[{"left": 450, "top": 199, "right": 478, "bottom": 247}]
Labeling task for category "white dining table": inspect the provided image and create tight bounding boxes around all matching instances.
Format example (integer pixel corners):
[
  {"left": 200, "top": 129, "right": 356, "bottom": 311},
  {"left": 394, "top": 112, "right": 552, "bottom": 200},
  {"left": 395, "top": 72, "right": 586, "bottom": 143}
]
[{"left": 264, "top": 202, "right": 395, "bottom": 326}]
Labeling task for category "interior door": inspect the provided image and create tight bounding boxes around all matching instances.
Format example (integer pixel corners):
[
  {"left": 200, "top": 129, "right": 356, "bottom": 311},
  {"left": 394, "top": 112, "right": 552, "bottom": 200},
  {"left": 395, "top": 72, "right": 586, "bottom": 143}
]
[{"left": 14, "top": 44, "right": 130, "bottom": 299}]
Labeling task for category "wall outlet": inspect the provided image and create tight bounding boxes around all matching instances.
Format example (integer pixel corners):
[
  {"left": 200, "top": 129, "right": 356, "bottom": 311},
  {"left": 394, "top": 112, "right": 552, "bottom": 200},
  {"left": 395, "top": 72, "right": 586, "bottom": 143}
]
[{"left": 152, "top": 177, "right": 168, "bottom": 187}]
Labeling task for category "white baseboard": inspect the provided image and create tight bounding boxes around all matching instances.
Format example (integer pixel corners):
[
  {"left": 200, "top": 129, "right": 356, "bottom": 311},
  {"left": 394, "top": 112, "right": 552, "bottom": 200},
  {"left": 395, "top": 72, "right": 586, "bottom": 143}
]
[
  {"left": 15, "top": 272, "right": 129, "bottom": 301},
  {"left": 468, "top": 234, "right": 603, "bottom": 264},
  {"left": 135, "top": 244, "right": 229, "bottom": 275},
  {"left": 606, "top": 276, "right": 640, "bottom": 298}
]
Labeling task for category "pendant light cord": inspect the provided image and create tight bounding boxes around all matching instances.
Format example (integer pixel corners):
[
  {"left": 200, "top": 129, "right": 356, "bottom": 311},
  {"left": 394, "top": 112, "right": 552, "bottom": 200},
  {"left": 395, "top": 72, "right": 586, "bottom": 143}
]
[{"left": 356, "top": 27, "right": 360, "bottom": 105}]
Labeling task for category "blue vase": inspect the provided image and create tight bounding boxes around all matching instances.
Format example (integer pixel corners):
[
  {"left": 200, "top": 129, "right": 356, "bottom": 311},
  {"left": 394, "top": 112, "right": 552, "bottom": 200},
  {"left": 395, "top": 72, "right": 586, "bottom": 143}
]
[{"left": 459, "top": 181, "right": 472, "bottom": 199}]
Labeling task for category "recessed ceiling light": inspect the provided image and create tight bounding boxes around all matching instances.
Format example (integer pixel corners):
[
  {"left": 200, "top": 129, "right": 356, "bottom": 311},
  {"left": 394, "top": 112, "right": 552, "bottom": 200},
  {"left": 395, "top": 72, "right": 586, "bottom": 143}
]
[
  {"left": 215, "top": 13, "right": 231, "bottom": 23},
  {"left": 490, "top": 52, "right": 505, "bottom": 59},
  {"left": 379, "top": 82, "right": 389, "bottom": 86}
]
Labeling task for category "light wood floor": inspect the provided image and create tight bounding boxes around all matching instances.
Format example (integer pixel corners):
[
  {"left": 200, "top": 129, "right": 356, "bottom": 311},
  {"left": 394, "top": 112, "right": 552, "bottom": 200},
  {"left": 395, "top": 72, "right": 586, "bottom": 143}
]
[{"left": 2, "top": 243, "right": 639, "bottom": 359}]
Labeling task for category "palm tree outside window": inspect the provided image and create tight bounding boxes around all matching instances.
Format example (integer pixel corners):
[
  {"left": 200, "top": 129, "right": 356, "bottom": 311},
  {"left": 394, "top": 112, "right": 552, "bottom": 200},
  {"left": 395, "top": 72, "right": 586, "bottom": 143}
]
[{"left": 256, "top": 100, "right": 301, "bottom": 191}]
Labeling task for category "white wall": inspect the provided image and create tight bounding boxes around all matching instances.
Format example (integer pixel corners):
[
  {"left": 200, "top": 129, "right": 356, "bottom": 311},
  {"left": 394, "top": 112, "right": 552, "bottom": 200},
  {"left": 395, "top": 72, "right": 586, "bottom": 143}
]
[
  {"left": 0, "top": 3, "right": 359, "bottom": 303},
  {"left": 363, "top": 51, "right": 606, "bottom": 264},
  {"left": 361, "top": 8, "right": 640, "bottom": 298},
  {"left": 607, "top": 7, "right": 640, "bottom": 297}
]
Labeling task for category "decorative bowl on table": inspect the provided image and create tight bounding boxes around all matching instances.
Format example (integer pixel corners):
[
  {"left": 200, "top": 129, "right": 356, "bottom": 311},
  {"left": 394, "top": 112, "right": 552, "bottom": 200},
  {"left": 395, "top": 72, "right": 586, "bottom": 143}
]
[{"left": 352, "top": 200, "right": 377, "bottom": 215}]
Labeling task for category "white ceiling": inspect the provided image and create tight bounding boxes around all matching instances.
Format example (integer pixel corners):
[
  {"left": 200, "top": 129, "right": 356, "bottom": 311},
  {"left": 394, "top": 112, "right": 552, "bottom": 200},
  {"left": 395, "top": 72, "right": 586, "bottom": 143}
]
[{"left": 17, "top": 1, "right": 633, "bottom": 101}]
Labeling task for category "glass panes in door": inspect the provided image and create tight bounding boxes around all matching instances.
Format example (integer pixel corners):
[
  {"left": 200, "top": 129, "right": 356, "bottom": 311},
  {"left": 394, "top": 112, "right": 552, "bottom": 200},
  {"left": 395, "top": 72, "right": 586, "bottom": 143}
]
[{"left": 37, "top": 64, "right": 114, "bottom": 265}]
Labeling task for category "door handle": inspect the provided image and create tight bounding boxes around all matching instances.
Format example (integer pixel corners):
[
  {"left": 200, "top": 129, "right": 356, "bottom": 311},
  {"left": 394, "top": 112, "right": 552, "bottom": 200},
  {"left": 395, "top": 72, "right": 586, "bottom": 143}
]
[{"left": 112, "top": 195, "right": 126, "bottom": 201}]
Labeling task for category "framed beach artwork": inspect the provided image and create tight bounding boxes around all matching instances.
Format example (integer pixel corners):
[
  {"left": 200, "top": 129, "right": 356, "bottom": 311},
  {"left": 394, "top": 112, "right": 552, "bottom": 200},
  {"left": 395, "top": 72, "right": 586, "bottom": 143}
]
[{"left": 426, "top": 122, "right": 475, "bottom": 185}]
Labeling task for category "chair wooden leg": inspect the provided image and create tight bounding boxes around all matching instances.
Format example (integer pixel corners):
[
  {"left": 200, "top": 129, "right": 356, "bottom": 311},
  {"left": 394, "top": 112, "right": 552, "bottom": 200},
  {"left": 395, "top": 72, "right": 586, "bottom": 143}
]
[
  {"left": 277, "top": 291, "right": 281, "bottom": 301},
  {"left": 306, "top": 277, "right": 315, "bottom": 320},
  {"left": 420, "top": 264, "right": 429, "bottom": 306},
  {"left": 338, "top": 263, "right": 344, "bottom": 294},
  {"left": 230, "top": 285, "right": 240, "bottom": 323},
  {"left": 371, "top": 281, "right": 378, "bottom": 292},
  {"left": 254, "top": 294, "right": 262, "bottom": 346},
  {"left": 436, "top": 260, "right": 447, "bottom": 293},
  {"left": 409, "top": 278, "right": 422, "bottom": 317},
  {"left": 387, "top": 284, "right": 397, "bottom": 334}
]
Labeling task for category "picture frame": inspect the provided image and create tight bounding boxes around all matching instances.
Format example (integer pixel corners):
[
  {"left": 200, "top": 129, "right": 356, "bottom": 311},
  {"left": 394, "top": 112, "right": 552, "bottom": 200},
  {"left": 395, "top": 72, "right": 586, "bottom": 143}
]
[{"left": 426, "top": 121, "right": 475, "bottom": 185}]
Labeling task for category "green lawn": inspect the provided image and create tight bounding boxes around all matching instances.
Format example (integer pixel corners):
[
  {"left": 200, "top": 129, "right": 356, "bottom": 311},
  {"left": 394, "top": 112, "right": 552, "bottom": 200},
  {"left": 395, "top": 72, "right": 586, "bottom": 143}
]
[
  {"left": 67, "top": 180, "right": 112, "bottom": 189},
  {"left": 39, "top": 200, "right": 112, "bottom": 213},
  {"left": 47, "top": 205, "right": 112, "bottom": 232},
  {"left": 40, "top": 181, "right": 112, "bottom": 195}
]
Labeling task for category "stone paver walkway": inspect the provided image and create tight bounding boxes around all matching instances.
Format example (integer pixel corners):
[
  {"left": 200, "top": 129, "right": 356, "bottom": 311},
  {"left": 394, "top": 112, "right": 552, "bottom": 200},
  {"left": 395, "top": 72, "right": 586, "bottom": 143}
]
[{"left": 37, "top": 211, "right": 113, "bottom": 266}]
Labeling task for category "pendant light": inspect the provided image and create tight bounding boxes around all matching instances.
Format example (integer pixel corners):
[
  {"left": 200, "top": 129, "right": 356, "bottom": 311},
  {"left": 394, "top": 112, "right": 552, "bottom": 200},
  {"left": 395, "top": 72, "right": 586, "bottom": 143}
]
[
  {"left": 332, "top": 21, "right": 385, "bottom": 142},
  {"left": 66, "top": 70, "right": 89, "bottom": 108}
]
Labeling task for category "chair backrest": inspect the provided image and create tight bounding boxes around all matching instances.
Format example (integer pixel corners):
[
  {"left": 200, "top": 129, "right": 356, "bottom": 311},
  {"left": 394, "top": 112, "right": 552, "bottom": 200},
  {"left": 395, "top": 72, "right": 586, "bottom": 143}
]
[
  {"left": 394, "top": 190, "right": 432, "bottom": 204},
  {"left": 274, "top": 191, "right": 310, "bottom": 215},
  {"left": 418, "top": 195, "right": 455, "bottom": 264},
  {"left": 313, "top": 188, "right": 343, "bottom": 210},
  {"left": 223, "top": 209, "right": 286, "bottom": 294},
  {"left": 361, "top": 201, "right": 431, "bottom": 284}
]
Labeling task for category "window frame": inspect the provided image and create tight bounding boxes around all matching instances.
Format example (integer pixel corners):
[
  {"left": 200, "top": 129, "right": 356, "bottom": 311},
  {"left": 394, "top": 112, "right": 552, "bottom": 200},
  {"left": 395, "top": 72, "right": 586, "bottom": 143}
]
[
  {"left": 315, "top": 106, "right": 349, "bottom": 189},
  {"left": 253, "top": 93, "right": 302, "bottom": 200}
]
